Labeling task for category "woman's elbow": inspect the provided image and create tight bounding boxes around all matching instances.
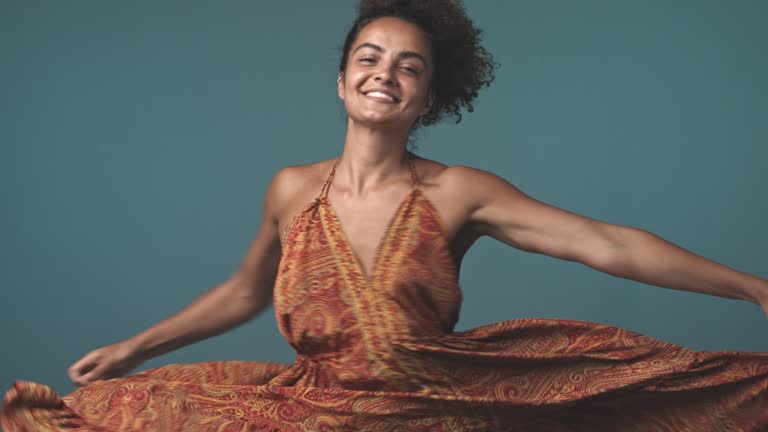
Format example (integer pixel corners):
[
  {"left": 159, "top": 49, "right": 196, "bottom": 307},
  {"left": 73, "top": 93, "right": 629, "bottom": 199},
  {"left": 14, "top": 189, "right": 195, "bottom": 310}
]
[{"left": 582, "top": 223, "right": 645, "bottom": 271}]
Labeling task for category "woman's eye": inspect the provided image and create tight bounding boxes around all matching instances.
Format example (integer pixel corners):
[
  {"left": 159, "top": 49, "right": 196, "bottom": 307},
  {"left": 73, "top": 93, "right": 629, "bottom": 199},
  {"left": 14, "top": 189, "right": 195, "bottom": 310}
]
[
  {"left": 359, "top": 58, "right": 375, "bottom": 63},
  {"left": 401, "top": 66, "right": 417, "bottom": 74}
]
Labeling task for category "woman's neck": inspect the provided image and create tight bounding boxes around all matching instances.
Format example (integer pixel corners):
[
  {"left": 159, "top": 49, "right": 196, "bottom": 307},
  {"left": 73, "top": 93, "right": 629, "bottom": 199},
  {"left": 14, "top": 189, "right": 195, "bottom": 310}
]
[{"left": 335, "top": 120, "right": 412, "bottom": 195}]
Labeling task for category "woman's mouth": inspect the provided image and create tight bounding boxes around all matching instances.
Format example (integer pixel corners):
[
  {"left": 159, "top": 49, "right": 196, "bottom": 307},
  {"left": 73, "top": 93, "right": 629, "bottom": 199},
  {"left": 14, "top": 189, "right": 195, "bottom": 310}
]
[{"left": 362, "top": 90, "right": 399, "bottom": 104}]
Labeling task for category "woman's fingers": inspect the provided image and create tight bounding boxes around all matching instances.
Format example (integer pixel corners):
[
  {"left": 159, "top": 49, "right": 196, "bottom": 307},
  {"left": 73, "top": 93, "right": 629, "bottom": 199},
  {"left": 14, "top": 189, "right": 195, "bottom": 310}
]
[
  {"left": 67, "top": 351, "right": 101, "bottom": 385},
  {"left": 67, "top": 341, "right": 144, "bottom": 386},
  {"left": 77, "top": 365, "right": 108, "bottom": 386}
]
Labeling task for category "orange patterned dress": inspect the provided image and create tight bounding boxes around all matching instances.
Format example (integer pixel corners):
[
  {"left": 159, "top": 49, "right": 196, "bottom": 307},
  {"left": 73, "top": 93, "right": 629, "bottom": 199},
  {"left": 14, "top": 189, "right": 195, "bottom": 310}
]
[{"left": 3, "top": 154, "right": 768, "bottom": 431}]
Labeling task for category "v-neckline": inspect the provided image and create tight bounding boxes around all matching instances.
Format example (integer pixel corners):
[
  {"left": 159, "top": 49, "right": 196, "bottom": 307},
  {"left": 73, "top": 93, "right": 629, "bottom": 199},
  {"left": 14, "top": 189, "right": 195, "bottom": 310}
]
[{"left": 320, "top": 188, "right": 419, "bottom": 283}]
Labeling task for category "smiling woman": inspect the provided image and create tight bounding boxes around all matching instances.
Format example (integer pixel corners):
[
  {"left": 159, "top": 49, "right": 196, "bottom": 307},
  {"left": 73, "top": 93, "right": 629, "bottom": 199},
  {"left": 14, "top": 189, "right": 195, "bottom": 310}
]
[
  {"left": 338, "top": 17, "right": 436, "bottom": 131},
  {"left": 337, "top": 0, "right": 495, "bottom": 130},
  {"left": 2, "top": 0, "right": 768, "bottom": 431}
]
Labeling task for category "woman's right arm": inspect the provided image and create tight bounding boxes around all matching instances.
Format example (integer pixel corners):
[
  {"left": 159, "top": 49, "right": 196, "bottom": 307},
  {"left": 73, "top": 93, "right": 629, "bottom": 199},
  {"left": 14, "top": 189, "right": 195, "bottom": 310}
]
[{"left": 68, "top": 168, "right": 293, "bottom": 386}]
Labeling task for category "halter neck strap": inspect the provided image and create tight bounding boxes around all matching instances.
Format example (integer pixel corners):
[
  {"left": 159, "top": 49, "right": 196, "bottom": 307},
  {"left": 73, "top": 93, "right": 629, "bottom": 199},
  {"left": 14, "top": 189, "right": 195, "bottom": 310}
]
[{"left": 318, "top": 152, "right": 418, "bottom": 199}]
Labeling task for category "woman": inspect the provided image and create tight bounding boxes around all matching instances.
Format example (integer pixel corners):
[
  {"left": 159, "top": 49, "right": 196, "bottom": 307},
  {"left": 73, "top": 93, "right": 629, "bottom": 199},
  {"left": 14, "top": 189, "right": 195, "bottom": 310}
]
[{"left": 3, "top": 0, "right": 767, "bottom": 430}]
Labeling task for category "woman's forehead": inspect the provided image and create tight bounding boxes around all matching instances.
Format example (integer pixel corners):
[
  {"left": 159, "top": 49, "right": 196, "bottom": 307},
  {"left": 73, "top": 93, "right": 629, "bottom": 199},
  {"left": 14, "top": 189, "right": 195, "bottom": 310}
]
[{"left": 353, "top": 17, "right": 432, "bottom": 62}]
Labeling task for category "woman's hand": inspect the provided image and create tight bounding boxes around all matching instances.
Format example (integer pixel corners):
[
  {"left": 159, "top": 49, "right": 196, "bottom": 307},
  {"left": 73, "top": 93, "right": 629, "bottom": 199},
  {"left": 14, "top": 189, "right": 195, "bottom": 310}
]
[
  {"left": 67, "top": 339, "right": 145, "bottom": 387},
  {"left": 755, "top": 281, "right": 768, "bottom": 319},
  {"left": 740, "top": 277, "right": 768, "bottom": 319}
]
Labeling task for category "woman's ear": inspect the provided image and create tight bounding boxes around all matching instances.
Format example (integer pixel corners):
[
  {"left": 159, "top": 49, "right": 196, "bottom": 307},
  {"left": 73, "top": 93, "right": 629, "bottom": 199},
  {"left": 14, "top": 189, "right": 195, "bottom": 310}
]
[
  {"left": 420, "top": 89, "right": 434, "bottom": 116},
  {"left": 337, "top": 73, "right": 345, "bottom": 100}
]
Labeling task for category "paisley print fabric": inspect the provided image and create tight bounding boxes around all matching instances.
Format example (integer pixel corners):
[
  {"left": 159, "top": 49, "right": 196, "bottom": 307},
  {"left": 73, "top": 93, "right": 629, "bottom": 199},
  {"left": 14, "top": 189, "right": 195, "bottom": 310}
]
[{"left": 3, "top": 154, "right": 768, "bottom": 431}]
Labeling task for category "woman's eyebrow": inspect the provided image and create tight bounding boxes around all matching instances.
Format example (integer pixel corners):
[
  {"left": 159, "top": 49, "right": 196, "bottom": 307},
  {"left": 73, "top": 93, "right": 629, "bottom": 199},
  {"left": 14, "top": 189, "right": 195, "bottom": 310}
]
[{"left": 353, "top": 42, "right": 428, "bottom": 65}]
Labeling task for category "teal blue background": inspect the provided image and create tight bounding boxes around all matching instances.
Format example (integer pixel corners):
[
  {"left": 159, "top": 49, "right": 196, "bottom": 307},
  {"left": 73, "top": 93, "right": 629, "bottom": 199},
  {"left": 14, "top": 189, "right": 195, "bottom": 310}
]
[{"left": 2, "top": 1, "right": 766, "bottom": 396}]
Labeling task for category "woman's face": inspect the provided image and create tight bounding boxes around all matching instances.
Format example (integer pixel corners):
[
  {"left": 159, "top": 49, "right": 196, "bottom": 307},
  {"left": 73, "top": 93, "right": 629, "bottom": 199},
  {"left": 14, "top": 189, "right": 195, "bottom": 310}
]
[{"left": 338, "top": 17, "right": 433, "bottom": 130}]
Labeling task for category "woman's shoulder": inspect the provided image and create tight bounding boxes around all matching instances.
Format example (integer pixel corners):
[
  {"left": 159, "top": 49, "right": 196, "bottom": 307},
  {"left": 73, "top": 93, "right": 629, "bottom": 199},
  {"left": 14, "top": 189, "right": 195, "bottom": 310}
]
[
  {"left": 265, "top": 158, "right": 336, "bottom": 227},
  {"left": 272, "top": 157, "right": 336, "bottom": 189},
  {"left": 411, "top": 155, "right": 499, "bottom": 190}
]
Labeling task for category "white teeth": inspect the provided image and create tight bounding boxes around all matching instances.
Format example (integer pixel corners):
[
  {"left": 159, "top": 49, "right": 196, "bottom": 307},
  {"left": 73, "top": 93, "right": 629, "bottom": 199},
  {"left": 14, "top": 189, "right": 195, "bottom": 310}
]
[{"left": 366, "top": 91, "right": 395, "bottom": 102}]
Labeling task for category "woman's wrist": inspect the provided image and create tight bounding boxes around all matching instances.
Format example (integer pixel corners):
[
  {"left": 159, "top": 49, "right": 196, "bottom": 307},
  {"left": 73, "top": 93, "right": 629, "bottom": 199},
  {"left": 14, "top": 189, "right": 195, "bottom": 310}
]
[
  {"left": 744, "top": 275, "right": 768, "bottom": 308},
  {"left": 125, "top": 332, "right": 160, "bottom": 361}
]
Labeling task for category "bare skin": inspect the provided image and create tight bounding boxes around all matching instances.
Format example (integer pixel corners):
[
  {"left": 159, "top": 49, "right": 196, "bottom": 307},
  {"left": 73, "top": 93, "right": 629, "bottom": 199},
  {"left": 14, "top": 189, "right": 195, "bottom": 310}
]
[{"left": 68, "top": 16, "right": 768, "bottom": 387}]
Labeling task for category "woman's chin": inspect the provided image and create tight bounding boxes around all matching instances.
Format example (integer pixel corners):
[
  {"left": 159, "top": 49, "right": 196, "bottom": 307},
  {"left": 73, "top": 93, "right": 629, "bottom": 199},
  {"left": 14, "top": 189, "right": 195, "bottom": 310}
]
[{"left": 350, "top": 113, "right": 412, "bottom": 130}]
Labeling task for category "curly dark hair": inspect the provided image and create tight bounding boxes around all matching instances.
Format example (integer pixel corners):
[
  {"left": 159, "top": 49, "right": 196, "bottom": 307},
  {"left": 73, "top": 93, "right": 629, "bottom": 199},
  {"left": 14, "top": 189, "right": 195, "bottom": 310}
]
[{"left": 339, "top": 0, "right": 497, "bottom": 129}]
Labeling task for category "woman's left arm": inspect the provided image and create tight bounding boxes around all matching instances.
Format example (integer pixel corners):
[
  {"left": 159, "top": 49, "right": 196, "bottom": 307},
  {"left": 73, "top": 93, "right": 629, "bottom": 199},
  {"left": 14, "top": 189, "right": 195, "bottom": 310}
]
[
  {"left": 456, "top": 166, "right": 768, "bottom": 316},
  {"left": 589, "top": 226, "right": 768, "bottom": 315}
]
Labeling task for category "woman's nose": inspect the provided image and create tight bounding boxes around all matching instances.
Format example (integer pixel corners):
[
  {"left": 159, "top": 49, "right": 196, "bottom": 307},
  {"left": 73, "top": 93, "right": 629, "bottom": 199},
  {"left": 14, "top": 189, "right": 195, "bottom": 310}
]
[{"left": 374, "top": 65, "right": 397, "bottom": 85}]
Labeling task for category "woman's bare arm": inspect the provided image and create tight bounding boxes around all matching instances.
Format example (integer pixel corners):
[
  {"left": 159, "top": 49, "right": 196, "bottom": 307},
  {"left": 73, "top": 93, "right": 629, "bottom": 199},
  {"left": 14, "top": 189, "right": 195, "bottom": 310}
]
[
  {"left": 126, "top": 169, "right": 292, "bottom": 359},
  {"left": 455, "top": 166, "right": 768, "bottom": 315},
  {"left": 585, "top": 227, "right": 768, "bottom": 314},
  {"left": 69, "top": 168, "right": 295, "bottom": 385}
]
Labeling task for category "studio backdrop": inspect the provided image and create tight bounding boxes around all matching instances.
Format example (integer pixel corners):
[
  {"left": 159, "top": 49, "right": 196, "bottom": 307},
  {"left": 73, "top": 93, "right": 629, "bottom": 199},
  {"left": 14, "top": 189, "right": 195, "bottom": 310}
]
[{"left": 2, "top": 0, "right": 766, "bottom": 395}]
